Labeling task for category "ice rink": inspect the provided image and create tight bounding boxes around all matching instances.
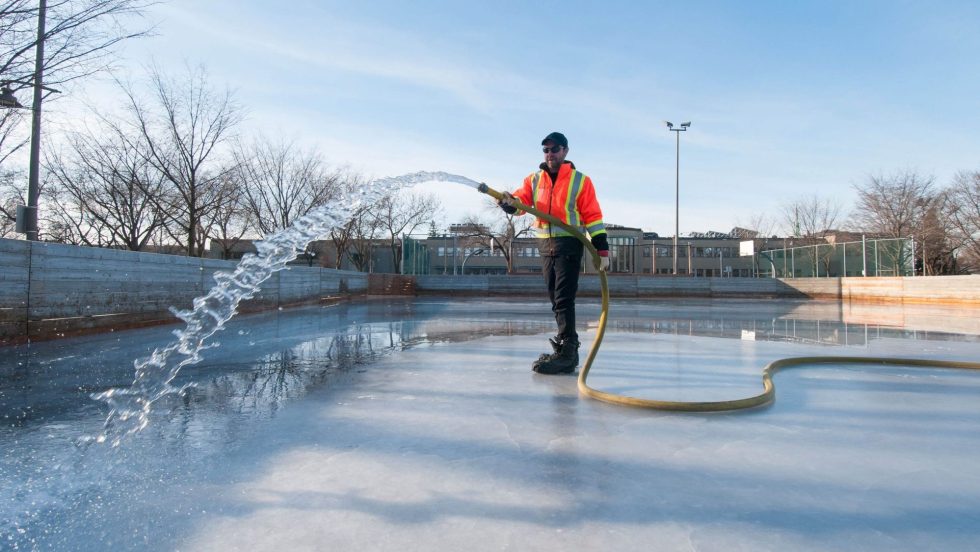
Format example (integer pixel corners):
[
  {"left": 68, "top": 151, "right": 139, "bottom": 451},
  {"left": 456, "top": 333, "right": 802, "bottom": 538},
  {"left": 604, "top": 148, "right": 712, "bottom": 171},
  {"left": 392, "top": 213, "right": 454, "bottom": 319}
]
[{"left": 2, "top": 297, "right": 980, "bottom": 551}]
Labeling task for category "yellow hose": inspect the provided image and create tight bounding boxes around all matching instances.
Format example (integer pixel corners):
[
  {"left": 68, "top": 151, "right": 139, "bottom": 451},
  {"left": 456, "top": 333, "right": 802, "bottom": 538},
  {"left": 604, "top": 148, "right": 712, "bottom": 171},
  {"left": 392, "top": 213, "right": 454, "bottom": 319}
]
[{"left": 477, "top": 183, "right": 980, "bottom": 411}]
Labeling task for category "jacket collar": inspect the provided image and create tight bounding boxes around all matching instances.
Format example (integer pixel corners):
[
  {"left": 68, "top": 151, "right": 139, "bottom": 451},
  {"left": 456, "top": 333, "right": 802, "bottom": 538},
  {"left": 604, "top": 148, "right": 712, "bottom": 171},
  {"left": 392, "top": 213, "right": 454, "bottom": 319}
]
[{"left": 538, "top": 160, "right": 576, "bottom": 176}]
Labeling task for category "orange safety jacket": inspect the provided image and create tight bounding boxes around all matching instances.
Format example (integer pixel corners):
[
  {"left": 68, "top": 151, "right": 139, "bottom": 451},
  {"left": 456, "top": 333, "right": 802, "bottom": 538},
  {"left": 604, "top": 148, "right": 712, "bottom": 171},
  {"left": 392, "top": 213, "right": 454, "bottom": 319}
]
[{"left": 511, "top": 161, "right": 607, "bottom": 241}]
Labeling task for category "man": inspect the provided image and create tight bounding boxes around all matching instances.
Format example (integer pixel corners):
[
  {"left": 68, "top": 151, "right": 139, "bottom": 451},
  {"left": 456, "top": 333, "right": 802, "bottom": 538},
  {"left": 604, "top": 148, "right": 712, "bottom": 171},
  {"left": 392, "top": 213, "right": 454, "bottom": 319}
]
[{"left": 499, "top": 131, "right": 610, "bottom": 374}]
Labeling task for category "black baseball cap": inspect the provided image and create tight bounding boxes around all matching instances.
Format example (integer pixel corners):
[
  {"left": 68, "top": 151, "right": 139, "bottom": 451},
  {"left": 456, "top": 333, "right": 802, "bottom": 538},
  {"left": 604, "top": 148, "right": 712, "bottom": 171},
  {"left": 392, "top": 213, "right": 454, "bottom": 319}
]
[{"left": 541, "top": 131, "right": 568, "bottom": 148}]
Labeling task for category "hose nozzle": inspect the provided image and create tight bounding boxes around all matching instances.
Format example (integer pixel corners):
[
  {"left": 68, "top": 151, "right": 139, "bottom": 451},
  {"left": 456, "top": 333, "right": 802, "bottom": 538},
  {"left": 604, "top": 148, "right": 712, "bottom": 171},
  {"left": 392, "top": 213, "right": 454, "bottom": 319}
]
[{"left": 477, "top": 182, "right": 504, "bottom": 201}]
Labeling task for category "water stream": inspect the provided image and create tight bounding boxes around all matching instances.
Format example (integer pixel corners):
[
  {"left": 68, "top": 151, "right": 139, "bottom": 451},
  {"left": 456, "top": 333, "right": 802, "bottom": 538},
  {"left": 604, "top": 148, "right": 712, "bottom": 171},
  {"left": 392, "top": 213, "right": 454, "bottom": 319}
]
[{"left": 84, "top": 171, "right": 484, "bottom": 447}]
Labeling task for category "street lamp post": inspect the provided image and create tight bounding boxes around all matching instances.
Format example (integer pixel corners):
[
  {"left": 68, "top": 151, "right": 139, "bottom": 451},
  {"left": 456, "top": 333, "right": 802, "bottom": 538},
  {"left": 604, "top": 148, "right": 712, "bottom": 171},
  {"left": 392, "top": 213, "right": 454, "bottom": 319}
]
[
  {"left": 25, "top": 0, "right": 46, "bottom": 241},
  {"left": 665, "top": 121, "right": 691, "bottom": 275},
  {"left": 2, "top": 0, "right": 58, "bottom": 241}
]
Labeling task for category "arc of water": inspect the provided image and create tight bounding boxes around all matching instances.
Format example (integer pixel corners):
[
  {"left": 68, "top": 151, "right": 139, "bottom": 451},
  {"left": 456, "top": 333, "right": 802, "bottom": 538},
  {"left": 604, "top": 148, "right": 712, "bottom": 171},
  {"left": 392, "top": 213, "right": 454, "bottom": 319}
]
[{"left": 85, "top": 171, "right": 484, "bottom": 447}]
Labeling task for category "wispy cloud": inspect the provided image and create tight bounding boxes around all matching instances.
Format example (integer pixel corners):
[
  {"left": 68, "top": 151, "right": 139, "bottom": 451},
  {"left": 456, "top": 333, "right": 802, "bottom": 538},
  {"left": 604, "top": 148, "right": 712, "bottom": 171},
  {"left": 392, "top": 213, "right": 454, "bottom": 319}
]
[{"left": 156, "top": 3, "right": 498, "bottom": 110}]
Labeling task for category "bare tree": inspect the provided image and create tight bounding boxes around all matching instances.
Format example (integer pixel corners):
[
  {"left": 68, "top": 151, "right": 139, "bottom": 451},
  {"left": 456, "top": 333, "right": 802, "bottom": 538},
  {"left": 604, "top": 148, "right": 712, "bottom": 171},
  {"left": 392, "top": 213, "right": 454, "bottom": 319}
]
[
  {"left": 208, "top": 175, "right": 252, "bottom": 260},
  {"left": 45, "top": 189, "right": 113, "bottom": 245},
  {"left": 192, "top": 170, "right": 250, "bottom": 257},
  {"left": 918, "top": 196, "right": 956, "bottom": 275},
  {"left": 0, "top": 163, "right": 58, "bottom": 237},
  {"left": 343, "top": 205, "right": 383, "bottom": 272},
  {"left": 0, "top": 167, "right": 24, "bottom": 237},
  {"left": 43, "top": 123, "right": 168, "bottom": 249},
  {"left": 852, "top": 170, "right": 935, "bottom": 238},
  {"left": 233, "top": 136, "right": 339, "bottom": 235},
  {"left": 0, "top": 0, "right": 150, "bottom": 179},
  {"left": 0, "top": 1, "right": 150, "bottom": 87},
  {"left": 0, "top": 109, "right": 28, "bottom": 168},
  {"left": 779, "top": 195, "right": 843, "bottom": 238},
  {"left": 458, "top": 199, "right": 535, "bottom": 273},
  {"left": 0, "top": 110, "right": 28, "bottom": 234},
  {"left": 325, "top": 173, "right": 371, "bottom": 269},
  {"left": 372, "top": 190, "right": 440, "bottom": 273},
  {"left": 119, "top": 64, "right": 244, "bottom": 256},
  {"left": 774, "top": 196, "right": 844, "bottom": 276},
  {"left": 851, "top": 170, "right": 949, "bottom": 275},
  {"left": 945, "top": 170, "right": 980, "bottom": 273}
]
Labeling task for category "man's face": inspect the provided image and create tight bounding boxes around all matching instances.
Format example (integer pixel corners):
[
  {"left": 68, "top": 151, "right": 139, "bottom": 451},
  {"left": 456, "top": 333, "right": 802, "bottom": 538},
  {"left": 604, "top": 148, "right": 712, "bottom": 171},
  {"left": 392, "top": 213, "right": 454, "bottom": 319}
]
[{"left": 542, "top": 142, "right": 567, "bottom": 171}]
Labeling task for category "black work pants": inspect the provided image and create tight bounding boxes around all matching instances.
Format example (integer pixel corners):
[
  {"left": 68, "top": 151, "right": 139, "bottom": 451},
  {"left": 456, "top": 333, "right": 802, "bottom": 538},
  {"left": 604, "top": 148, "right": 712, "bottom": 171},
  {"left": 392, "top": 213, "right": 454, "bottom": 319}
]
[{"left": 543, "top": 252, "right": 582, "bottom": 344}]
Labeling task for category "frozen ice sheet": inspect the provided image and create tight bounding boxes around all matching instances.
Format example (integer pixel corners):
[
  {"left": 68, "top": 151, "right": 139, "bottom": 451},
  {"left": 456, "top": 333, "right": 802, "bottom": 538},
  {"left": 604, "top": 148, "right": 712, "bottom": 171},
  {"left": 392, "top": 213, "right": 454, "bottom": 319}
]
[{"left": 2, "top": 298, "right": 980, "bottom": 551}]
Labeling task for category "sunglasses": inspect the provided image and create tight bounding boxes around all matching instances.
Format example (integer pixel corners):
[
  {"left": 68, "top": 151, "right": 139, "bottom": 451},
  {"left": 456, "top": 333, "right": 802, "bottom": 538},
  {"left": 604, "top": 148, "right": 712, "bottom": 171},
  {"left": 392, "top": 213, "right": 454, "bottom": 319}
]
[{"left": 542, "top": 145, "right": 564, "bottom": 154}]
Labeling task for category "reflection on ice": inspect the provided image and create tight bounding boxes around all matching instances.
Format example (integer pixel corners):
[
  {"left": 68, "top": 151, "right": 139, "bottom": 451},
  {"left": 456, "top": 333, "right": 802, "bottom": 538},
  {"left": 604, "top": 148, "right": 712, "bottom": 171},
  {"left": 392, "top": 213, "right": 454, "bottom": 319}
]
[{"left": 599, "top": 299, "right": 980, "bottom": 345}]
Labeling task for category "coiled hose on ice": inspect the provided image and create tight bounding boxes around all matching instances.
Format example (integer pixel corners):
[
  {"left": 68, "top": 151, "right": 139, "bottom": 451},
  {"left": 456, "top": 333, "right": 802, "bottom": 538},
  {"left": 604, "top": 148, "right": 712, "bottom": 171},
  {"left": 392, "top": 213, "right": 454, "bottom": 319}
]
[{"left": 477, "top": 183, "right": 980, "bottom": 411}]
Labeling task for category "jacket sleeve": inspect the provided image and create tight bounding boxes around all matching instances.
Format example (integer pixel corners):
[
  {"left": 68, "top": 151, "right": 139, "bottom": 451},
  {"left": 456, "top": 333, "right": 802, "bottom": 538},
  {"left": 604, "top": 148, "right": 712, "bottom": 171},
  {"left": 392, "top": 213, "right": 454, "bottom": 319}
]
[
  {"left": 590, "top": 233, "right": 609, "bottom": 254},
  {"left": 499, "top": 174, "right": 535, "bottom": 215},
  {"left": 577, "top": 176, "right": 607, "bottom": 248}
]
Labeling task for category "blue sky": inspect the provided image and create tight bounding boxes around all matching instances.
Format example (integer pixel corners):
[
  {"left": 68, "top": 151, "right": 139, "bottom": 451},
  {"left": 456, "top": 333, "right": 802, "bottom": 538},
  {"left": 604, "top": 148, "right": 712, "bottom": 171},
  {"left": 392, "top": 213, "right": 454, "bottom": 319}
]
[{"left": 72, "top": 0, "right": 980, "bottom": 236}]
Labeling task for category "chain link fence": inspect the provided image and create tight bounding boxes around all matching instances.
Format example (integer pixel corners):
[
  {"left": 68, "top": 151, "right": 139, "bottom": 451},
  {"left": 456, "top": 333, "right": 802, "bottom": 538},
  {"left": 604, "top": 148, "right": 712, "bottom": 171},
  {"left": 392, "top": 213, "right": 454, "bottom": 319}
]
[{"left": 756, "top": 237, "right": 913, "bottom": 278}]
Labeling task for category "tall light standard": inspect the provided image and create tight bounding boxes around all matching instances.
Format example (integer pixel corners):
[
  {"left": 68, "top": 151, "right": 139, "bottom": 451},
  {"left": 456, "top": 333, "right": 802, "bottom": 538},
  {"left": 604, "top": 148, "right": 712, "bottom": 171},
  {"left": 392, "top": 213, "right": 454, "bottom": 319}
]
[
  {"left": 2, "top": 0, "right": 57, "bottom": 241},
  {"left": 665, "top": 121, "right": 690, "bottom": 275}
]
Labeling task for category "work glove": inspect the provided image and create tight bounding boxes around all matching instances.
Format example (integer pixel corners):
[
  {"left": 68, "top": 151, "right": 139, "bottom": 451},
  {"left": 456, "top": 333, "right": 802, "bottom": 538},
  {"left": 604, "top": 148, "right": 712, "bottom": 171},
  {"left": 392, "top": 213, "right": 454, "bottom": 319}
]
[
  {"left": 498, "top": 192, "right": 518, "bottom": 214},
  {"left": 598, "top": 255, "right": 610, "bottom": 272}
]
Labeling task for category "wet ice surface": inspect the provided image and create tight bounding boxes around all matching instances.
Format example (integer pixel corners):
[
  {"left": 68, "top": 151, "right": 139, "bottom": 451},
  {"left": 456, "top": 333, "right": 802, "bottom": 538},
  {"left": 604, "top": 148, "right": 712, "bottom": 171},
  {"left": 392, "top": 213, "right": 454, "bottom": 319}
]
[{"left": 2, "top": 297, "right": 980, "bottom": 551}]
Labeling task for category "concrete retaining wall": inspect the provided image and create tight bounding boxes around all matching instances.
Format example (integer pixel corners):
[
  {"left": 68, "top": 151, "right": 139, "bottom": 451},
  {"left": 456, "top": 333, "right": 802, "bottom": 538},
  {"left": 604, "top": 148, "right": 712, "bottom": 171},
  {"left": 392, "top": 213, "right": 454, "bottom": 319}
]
[
  {"left": 416, "top": 273, "right": 980, "bottom": 304},
  {"left": 0, "top": 239, "right": 368, "bottom": 345},
  {"left": 4, "top": 237, "right": 979, "bottom": 345},
  {"left": 416, "top": 274, "right": 815, "bottom": 298},
  {"left": 842, "top": 275, "right": 980, "bottom": 304},
  {"left": 0, "top": 239, "right": 29, "bottom": 342}
]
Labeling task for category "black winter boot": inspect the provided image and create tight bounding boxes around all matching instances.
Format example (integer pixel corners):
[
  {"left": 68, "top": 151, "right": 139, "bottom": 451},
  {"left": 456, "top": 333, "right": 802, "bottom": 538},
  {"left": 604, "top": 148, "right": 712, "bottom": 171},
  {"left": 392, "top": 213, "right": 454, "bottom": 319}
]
[
  {"left": 533, "top": 338, "right": 579, "bottom": 375},
  {"left": 531, "top": 337, "right": 562, "bottom": 370}
]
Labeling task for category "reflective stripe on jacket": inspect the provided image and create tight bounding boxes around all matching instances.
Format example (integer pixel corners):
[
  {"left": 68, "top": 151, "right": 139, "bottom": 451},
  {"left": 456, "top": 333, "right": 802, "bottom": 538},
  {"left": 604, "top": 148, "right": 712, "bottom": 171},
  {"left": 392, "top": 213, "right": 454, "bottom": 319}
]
[{"left": 511, "top": 161, "right": 607, "bottom": 240}]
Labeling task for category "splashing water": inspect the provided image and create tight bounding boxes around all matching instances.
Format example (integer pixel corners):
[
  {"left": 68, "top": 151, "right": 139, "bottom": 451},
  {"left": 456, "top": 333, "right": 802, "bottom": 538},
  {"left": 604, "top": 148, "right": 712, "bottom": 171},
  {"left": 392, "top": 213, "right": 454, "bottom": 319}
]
[{"left": 84, "top": 171, "right": 484, "bottom": 447}]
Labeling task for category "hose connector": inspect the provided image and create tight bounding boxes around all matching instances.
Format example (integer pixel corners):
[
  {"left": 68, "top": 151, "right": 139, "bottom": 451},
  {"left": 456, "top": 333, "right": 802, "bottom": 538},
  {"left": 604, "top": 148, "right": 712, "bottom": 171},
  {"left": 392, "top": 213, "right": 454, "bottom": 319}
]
[{"left": 477, "top": 182, "right": 504, "bottom": 201}]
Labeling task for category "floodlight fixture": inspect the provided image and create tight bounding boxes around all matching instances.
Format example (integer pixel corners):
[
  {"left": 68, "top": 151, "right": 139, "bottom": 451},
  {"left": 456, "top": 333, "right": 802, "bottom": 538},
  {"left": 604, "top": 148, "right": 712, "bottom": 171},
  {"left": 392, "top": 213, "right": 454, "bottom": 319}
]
[{"left": 0, "top": 86, "right": 24, "bottom": 109}]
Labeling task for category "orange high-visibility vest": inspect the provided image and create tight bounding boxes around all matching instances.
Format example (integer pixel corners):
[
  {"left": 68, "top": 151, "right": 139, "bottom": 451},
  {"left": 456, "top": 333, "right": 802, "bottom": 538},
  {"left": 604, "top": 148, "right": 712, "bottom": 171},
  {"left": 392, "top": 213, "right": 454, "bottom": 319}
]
[{"left": 511, "top": 162, "right": 607, "bottom": 240}]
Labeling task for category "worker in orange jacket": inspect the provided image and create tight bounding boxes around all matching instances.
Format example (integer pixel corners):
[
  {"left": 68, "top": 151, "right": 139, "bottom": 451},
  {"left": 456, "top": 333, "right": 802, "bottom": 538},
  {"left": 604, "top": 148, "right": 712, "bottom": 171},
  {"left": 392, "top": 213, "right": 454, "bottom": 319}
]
[{"left": 499, "top": 131, "right": 610, "bottom": 374}]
